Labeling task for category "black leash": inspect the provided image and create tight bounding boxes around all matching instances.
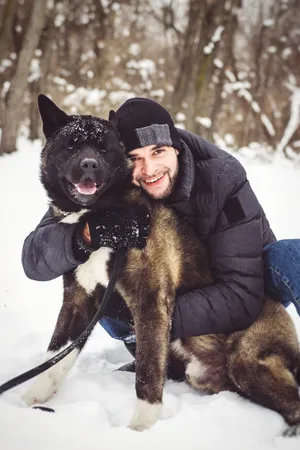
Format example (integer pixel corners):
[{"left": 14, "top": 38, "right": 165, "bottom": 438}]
[{"left": 0, "top": 248, "right": 127, "bottom": 396}]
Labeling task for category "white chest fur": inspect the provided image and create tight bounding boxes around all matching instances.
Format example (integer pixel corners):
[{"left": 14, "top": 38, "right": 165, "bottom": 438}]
[{"left": 75, "top": 247, "right": 112, "bottom": 294}]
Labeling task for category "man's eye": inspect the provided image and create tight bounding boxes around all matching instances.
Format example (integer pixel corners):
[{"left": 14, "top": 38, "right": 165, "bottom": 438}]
[
  {"left": 154, "top": 148, "right": 164, "bottom": 155},
  {"left": 130, "top": 156, "right": 139, "bottom": 162}
]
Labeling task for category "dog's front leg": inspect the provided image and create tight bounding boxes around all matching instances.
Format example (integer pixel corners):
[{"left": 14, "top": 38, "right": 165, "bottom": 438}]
[
  {"left": 129, "top": 291, "right": 174, "bottom": 431},
  {"left": 23, "top": 277, "right": 97, "bottom": 406}
]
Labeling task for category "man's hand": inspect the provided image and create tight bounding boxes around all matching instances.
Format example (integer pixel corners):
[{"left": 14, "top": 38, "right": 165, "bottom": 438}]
[
  {"left": 84, "top": 205, "right": 150, "bottom": 250},
  {"left": 82, "top": 222, "right": 91, "bottom": 245}
]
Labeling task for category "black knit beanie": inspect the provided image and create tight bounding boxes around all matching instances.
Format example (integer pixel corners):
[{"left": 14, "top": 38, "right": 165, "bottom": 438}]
[{"left": 115, "top": 97, "right": 181, "bottom": 153}]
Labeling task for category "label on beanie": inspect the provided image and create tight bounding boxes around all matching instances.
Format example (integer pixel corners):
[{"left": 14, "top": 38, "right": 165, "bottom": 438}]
[{"left": 136, "top": 124, "right": 173, "bottom": 148}]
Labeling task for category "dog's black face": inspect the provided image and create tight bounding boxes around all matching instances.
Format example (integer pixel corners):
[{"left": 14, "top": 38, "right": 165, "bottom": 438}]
[{"left": 38, "top": 95, "right": 132, "bottom": 212}]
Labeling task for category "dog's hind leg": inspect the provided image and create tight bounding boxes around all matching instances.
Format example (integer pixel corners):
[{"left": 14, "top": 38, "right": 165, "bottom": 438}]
[
  {"left": 23, "top": 282, "right": 98, "bottom": 406},
  {"left": 227, "top": 298, "right": 300, "bottom": 436},
  {"left": 172, "top": 335, "right": 235, "bottom": 394},
  {"left": 128, "top": 289, "right": 174, "bottom": 432},
  {"left": 228, "top": 350, "right": 300, "bottom": 437}
]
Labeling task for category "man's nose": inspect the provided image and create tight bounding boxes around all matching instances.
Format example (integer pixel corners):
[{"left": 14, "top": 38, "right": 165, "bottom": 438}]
[{"left": 143, "top": 157, "right": 156, "bottom": 176}]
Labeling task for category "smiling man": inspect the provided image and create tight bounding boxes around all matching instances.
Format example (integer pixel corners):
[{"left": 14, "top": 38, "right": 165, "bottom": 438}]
[
  {"left": 115, "top": 97, "right": 182, "bottom": 202},
  {"left": 22, "top": 97, "right": 300, "bottom": 378},
  {"left": 128, "top": 144, "right": 179, "bottom": 199}
]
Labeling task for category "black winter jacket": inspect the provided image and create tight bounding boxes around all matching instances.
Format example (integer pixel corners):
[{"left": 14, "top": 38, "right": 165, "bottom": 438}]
[{"left": 22, "top": 129, "right": 276, "bottom": 338}]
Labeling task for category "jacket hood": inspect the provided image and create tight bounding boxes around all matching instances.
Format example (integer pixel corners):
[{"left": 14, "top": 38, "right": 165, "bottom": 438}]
[{"left": 167, "top": 138, "right": 195, "bottom": 206}]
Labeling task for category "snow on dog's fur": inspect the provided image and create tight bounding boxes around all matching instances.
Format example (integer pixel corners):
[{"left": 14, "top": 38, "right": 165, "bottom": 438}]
[{"left": 23, "top": 95, "right": 300, "bottom": 435}]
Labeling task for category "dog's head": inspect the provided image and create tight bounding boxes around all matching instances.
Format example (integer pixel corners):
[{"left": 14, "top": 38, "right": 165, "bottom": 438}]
[{"left": 38, "top": 94, "right": 132, "bottom": 212}]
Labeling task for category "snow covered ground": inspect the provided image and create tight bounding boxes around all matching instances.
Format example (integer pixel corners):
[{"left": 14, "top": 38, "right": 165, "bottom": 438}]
[{"left": 0, "top": 136, "right": 300, "bottom": 450}]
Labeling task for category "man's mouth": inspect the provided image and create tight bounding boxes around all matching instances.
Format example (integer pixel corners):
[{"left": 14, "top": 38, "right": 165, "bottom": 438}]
[{"left": 143, "top": 174, "right": 165, "bottom": 185}]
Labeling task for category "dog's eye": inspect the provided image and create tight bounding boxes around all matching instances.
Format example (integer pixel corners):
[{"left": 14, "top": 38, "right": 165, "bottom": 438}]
[{"left": 67, "top": 145, "right": 74, "bottom": 151}]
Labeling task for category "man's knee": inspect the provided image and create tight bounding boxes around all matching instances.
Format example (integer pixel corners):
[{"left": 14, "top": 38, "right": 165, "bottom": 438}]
[
  {"left": 263, "top": 239, "right": 300, "bottom": 266},
  {"left": 263, "top": 239, "right": 300, "bottom": 313}
]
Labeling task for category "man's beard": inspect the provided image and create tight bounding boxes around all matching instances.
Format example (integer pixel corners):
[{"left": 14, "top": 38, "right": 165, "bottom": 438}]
[{"left": 138, "top": 166, "right": 179, "bottom": 200}]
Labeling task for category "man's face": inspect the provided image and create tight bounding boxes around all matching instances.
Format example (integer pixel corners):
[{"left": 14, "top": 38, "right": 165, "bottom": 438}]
[{"left": 128, "top": 144, "right": 179, "bottom": 199}]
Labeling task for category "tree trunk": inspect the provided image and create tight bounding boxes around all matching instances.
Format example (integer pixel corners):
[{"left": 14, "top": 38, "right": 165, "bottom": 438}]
[
  {"left": 28, "top": 7, "right": 57, "bottom": 140},
  {"left": 0, "top": 0, "right": 17, "bottom": 128},
  {"left": 172, "top": 0, "right": 233, "bottom": 133},
  {"left": 0, "top": 1, "right": 48, "bottom": 154},
  {"left": 191, "top": 0, "right": 228, "bottom": 135},
  {"left": 0, "top": 0, "right": 17, "bottom": 60},
  {"left": 171, "top": 0, "right": 207, "bottom": 125},
  {"left": 200, "top": 0, "right": 240, "bottom": 141}
]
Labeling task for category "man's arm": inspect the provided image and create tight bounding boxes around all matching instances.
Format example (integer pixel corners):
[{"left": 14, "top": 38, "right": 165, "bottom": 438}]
[
  {"left": 22, "top": 209, "right": 80, "bottom": 281},
  {"left": 172, "top": 157, "right": 266, "bottom": 338},
  {"left": 22, "top": 206, "right": 151, "bottom": 282}
]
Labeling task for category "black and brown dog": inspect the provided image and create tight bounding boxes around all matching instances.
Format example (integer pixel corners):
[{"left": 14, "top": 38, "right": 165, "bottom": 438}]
[{"left": 23, "top": 95, "right": 300, "bottom": 435}]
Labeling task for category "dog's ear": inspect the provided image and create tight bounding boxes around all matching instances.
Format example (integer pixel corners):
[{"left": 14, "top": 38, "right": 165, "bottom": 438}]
[
  {"left": 108, "top": 109, "right": 117, "bottom": 124},
  {"left": 108, "top": 109, "right": 119, "bottom": 136},
  {"left": 109, "top": 109, "right": 119, "bottom": 130},
  {"left": 38, "top": 94, "right": 71, "bottom": 139}
]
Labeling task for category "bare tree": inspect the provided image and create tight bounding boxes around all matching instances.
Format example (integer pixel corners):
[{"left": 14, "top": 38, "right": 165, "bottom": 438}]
[
  {"left": 0, "top": 0, "right": 298, "bottom": 155},
  {"left": 227, "top": 0, "right": 300, "bottom": 150},
  {"left": 171, "top": 0, "right": 207, "bottom": 127},
  {"left": 0, "top": 0, "right": 17, "bottom": 127},
  {"left": 171, "top": 0, "right": 240, "bottom": 133},
  {"left": 0, "top": 0, "right": 17, "bottom": 59},
  {"left": 0, "top": 0, "right": 48, "bottom": 154}
]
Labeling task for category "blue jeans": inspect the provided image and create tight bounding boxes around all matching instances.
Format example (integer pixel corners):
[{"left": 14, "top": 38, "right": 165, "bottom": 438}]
[
  {"left": 99, "top": 317, "right": 136, "bottom": 343},
  {"left": 263, "top": 239, "right": 300, "bottom": 315}
]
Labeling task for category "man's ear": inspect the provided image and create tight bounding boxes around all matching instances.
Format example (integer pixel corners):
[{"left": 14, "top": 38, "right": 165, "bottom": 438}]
[{"left": 38, "top": 94, "right": 71, "bottom": 139}]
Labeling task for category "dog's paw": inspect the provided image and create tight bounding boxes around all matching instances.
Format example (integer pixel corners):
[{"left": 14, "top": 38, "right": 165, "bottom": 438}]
[
  {"left": 128, "top": 399, "right": 162, "bottom": 432},
  {"left": 283, "top": 423, "right": 300, "bottom": 437},
  {"left": 22, "top": 372, "right": 59, "bottom": 406},
  {"left": 22, "top": 347, "right": 79, "bottom": 406}
]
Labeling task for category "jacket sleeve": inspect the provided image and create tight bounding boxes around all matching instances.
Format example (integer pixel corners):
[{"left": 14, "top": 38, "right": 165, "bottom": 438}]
[
  {"left": 172, "top": 157, "right": 265, "bottom": 338},
  {"left": 21, "top": 208, "right": 81, "bottom": 281}
]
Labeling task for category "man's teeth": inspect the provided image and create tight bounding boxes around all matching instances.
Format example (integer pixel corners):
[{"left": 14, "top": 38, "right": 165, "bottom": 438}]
[{"left": 144, "top": 175, "right": 164, "bottom": 184}]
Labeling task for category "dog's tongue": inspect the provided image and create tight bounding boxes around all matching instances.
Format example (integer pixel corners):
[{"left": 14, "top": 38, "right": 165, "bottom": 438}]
[{"left": 75, "top": 180, "right": 97, "bottom": 195}]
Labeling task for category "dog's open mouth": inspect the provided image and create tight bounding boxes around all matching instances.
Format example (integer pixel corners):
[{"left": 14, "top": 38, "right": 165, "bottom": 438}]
[
  {"left": 64, "top": 178, "right": 105, "bottom": 203},
  {"left": 74, "top": 179, "right": 102, "bottom": 195}
]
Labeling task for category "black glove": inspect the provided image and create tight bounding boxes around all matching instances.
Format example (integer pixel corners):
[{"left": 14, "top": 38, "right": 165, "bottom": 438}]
[{"left": 73, "top": 205, "right": 150, "bottom": 262}]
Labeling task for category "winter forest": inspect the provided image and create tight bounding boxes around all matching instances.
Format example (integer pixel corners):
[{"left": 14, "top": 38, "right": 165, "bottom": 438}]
[
  {"left": 1, "top": 1, "right": 300, "bottom": 448},
  {"left": 0, "top": 0, "right": 299, "bottom": 157}
]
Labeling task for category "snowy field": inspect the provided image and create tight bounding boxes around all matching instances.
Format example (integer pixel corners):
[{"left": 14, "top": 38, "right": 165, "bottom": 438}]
[{"left": 0, "top": 136, "right": 300, "bottom": 450}]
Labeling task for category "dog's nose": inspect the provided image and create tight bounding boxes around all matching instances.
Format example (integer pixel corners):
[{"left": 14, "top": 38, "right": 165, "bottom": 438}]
[{"left": 80, "top": 158, "right": 99, "bottom": 171}]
